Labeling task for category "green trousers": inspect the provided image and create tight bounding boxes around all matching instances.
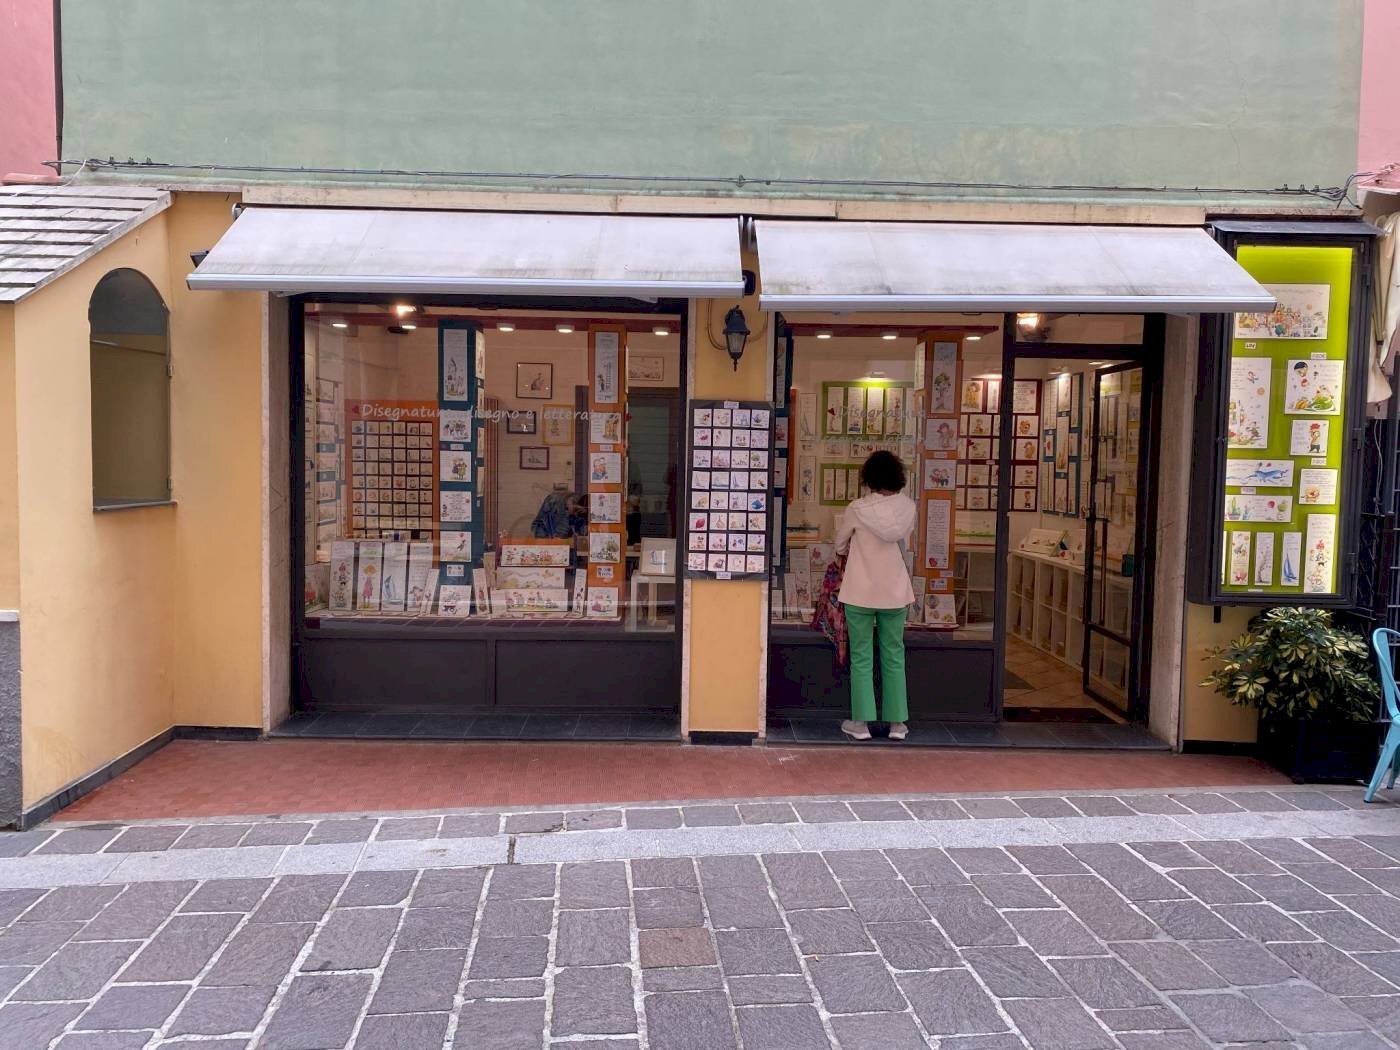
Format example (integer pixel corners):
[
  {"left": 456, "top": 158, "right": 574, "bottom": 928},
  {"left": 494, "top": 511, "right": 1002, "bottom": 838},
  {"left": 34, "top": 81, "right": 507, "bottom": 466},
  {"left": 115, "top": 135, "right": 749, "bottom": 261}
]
[{"left": 845, "top": 604, "right": 909, "bottom": 723}]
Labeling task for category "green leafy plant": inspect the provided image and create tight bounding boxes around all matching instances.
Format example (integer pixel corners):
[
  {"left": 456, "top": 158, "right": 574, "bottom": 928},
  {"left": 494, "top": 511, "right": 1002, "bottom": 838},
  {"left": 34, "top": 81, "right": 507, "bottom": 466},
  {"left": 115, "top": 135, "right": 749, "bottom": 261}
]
[{"left": 1203, "top": 607, "right": 1378, "bottom": 722}]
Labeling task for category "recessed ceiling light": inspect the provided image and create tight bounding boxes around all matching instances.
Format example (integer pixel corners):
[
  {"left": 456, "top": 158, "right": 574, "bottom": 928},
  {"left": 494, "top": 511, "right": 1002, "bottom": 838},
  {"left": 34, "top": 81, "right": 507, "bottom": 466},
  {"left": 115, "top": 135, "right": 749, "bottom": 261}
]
[
  {"left": 496, "top": 322, "right": 516, "bottom": 333},
  {"left": 556, "top": 323, "right": 575, "bottom": 334},
  {"left": 653, "top": 326, "right": 670, "bottom": 337},
  {"left": 394, "top": 304, "right": 417, "bottom": 317},
  {"left": 966, "top": 334, "right": 982, "bottom": 341},
  {"left": 1091, "top": 361, "right": 1104, "bottom": 366},
  {"left": 880, "top": 331, "right": 898, "bottom": 341},
  {"left": 330, "top": 321, "right": 349, "bottom": 329},
  {"left": 400, "top": 323, "right": 417, "bottom": 331},
  {"left": 815, "top": 331, "right": 833, "bottom": 340}
]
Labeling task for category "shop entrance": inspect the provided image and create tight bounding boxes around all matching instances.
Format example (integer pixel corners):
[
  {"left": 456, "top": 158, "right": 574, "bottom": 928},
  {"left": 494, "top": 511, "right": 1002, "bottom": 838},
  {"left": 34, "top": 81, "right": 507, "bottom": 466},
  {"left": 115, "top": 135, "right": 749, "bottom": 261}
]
[{"left": 1000, "top": 316, "right": 1161, "bottom": 727}]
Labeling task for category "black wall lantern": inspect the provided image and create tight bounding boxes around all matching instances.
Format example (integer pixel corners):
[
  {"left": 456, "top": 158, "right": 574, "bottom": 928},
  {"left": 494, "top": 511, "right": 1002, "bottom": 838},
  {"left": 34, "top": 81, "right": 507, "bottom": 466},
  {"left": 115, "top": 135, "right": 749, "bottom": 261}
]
[{"left": 723, "top": 306, "right": 751, "bottom": 370}]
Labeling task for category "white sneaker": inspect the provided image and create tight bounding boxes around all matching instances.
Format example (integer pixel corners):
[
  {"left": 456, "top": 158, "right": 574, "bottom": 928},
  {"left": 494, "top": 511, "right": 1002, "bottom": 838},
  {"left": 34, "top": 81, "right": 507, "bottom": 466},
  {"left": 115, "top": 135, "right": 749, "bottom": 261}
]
[
  {"left": 888, "top": 722, "right": 909, "bottom": 741},
  {"left": 841, "top": 720, "right": 872, "bottom": 741}
]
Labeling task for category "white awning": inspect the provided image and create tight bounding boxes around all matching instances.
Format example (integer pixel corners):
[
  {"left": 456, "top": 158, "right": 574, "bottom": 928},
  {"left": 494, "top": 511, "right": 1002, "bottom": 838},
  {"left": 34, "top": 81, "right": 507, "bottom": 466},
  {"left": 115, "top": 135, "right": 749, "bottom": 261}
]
[
  {"left": 188, "top": 208, "right": 744, "bottom": 297},
  {"left": 755, "top": 220, "right": 1275, "bottom": 313}
]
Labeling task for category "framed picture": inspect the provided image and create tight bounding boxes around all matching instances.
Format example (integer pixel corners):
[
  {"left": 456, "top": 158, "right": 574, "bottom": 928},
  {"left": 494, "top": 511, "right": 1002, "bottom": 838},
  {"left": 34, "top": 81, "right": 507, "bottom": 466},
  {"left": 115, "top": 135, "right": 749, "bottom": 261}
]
[
  {"left": 516, "top": 362, "right": 553, "bottom": 400},
  {"left": 542, "top": 404, "right": 574, "bottom": 445},
  {"left": 505, "top": 410, "right": 537, "bottom": 435},
  {"left": 519, "top": 446, "right": 550, "bottom": 470},
  {"left": 628, "top": 353, "right": 666, "bottom": 383}
]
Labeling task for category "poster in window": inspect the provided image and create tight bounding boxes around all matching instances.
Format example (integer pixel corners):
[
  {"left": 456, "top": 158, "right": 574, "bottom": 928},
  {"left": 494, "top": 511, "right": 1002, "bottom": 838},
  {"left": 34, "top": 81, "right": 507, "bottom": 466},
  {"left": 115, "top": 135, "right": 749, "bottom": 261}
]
[
  {"left": 845, "top": 387, "right": 865, "bottom": 435},
  {"left": 442, "top": 330, "right": 471, "bottom": 400},
  {"left": 589, "top": 452, "right": 621, "bottom": 484},
  {"left": 594, "top": 332, "right": 619, "bottom": 403},
  {"left": 923, "top": 498, "right": 951, "bottom": 569},
  {"left": 1224, "top": 459, "right": 1294, "bottom": 488},
  {"left": 865, "top": 387, "right": 884, "bottom": 435},
  {"left": 516, "top": 361, "right": 553, "bottom": 400},
  {"left": 591, "top": 492, "right": 622, "bottom": 523},
  {"left": 1280, "top": 531, "right": 1302, "bottom": 586},
  {"left": 440, "top": 449, "right": 473, "bottom": 484},
  {"left": 960, "top": 380, "right": 984, "bottom": 412},
  {"left": 440, "top": 530, "right": 473, "bottom": 562},
  {"left": 798, "top": 392, "right": 818, "bottom": 439},
  {"left": 328, "top": 541, "right": 356, "bottom": 612},
  {"left": 1011, "top": 380, "right": 1039, "bottom": 415},
  {"left": 438, "top": 585, "right": 473, "bottom": 618},
  {"left": 1285, "top": 359, "right": 1344, "bottom": 415},
  {"left": 1304, "top": 514, "right": 1337, "bottom": 594},
  {"left": 1227, "top": 357, "right": 1271, "bottom": 448},
  {"left": 1233, "top": 284, "right": 1330, "bottom": 340},
  {"left": 355, "top": 541, "right": 384, "bottom": 611},
  {"left": 1297, "top": 468, "right": 1338, "bottom": 506},
  {"left": 440, "top": 491, "right": 472, "bottom": 523},
  {"left": 380, "top": 542, "right": 410, "bottom": 613},
  {"left": 924, "top": 418, "right": 958, "bottom": 452},
  {"left": 538, "top": 405, "right": 572, "bottom": 446},
  {"left": 1227, "top": 531, "right": 1251, "bottom": 585},
  {"left": 1224, "top": 494, "right": 1292, "bottom": 523},
  {"left": 1253, "top": 532, "right": 1275, "bottom": 586},
  {"left": 590, "top": 412, "right": 623, "bottom": 444},
  {"left": 930, "top": 343, "right": 958, "bottom": 414},
  {"left": 1290, "top": 419, "right": 1328, "bottom": 455},
  {"left": 587, "top": 587, "right": 619, "bottom": 618}
]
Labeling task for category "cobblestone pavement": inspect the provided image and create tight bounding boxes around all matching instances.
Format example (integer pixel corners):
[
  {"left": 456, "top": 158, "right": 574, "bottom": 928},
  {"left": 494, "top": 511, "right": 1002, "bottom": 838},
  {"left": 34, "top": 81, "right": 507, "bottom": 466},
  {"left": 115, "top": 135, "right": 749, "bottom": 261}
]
[{"left": 1, "top": 787, "right": 1400, "bottom": 1047}]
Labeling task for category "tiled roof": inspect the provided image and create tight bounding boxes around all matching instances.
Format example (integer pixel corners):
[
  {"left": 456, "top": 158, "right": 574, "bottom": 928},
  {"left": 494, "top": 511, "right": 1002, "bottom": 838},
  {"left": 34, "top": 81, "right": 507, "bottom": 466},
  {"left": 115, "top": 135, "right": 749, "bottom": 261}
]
[{"left": 0, "top": 184, "right": 171, "bottom": 303}]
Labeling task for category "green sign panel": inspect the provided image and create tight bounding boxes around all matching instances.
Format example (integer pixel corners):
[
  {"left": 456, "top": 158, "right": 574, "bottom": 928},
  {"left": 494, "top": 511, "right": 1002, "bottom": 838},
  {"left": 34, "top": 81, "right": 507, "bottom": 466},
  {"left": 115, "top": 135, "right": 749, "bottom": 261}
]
[{"left": 1219, "top": 245, "right": 1353, "bottom": 597}]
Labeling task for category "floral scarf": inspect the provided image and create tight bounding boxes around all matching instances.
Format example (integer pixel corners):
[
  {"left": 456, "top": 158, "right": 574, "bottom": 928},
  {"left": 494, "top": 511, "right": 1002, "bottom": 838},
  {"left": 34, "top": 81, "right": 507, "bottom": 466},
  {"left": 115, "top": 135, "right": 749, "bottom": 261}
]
[{"left": 810, "top": 558, "right": 848, "bottom": 666}]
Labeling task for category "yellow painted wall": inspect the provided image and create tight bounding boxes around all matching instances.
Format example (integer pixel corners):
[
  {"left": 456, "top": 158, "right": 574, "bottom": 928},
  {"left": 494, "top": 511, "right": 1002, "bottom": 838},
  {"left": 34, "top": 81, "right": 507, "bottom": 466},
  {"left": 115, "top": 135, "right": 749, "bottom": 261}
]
[
  {"left": 14, "top": 215, "right": 178, "bottom": 807},
  {"left": 0, "top": 312, "right": 18, "bottom": 609},
  {"left": 163, "top": 193, "right": 264, "bottom": 729},
  {"left": 14, "top": 192, "right": 265, "bottom": 808},
  {"left": 1182, "top": 602, "right": 1259, "bottom": 743},
  {"left": 686, "top": 289, "right": 770, "bottom": 733}
]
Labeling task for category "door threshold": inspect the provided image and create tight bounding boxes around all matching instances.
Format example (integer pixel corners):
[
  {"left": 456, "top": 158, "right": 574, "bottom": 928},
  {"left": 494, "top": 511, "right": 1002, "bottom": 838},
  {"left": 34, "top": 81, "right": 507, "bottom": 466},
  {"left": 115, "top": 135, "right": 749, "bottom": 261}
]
[
  {"left": 273, "top": 711, "right": 681, "bottom": 743},
  {"left": 767, "top": 718, "right": 1167, "bottom": 750}
]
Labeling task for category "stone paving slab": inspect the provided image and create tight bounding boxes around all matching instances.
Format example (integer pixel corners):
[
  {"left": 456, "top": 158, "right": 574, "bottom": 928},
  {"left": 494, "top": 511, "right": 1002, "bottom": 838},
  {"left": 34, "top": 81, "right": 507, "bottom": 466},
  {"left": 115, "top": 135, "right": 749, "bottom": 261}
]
[{"left": 0, "top": 787, "right": 1396, "bottom": 1047}]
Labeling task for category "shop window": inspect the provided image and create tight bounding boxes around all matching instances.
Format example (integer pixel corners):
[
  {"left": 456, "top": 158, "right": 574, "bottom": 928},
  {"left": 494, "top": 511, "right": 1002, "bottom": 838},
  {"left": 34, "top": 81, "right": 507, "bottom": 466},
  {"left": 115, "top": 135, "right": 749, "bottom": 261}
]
[
  {"left": 302, "top": 305, "right": 680, "bottom": 630},
  {"left": 771, "top": 321, "right": 1001, "bottom": 640},
  {"left": 89, "top": 268, "right": 171, "bottom": 508}
]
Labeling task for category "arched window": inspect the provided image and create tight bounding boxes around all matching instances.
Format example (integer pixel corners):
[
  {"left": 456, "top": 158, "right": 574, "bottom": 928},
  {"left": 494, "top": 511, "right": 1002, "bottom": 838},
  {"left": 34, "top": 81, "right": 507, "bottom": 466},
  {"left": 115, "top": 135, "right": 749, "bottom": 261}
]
[{"left": 89, "top": 269, "right": 171, "bottom": 507}]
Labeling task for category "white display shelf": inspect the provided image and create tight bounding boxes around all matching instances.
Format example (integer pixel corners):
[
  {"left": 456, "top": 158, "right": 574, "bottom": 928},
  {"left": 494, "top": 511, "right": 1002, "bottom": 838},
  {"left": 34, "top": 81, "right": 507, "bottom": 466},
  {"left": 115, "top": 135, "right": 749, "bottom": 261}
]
[{"left": 1007, "top": 549, "right": 1130, "bottom": 690}]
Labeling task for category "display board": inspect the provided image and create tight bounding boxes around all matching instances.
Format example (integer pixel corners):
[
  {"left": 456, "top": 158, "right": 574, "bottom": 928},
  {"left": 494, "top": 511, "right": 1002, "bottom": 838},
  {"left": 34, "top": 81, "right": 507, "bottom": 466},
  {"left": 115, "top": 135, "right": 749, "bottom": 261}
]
[
  {"left": 585, "top": 326, "right": 627, "bottom": 618},
  {"left": 1187, "top": 228, "right": 1372, "bottom": 607},
  {"left": 1218, "top": 246, "right": 1351, "bottom": 596},
  {"left": 916, "top": 337, "right": 961, "bottom": 628},
  {"left": 684, "top": 399, "right": 774, "bottom": 580},
  {"left": 436, "top": 320, "right": 482, "bottom": 606},
  {"left": 347, "top": 400, "right": 439, "bottom": 540}
]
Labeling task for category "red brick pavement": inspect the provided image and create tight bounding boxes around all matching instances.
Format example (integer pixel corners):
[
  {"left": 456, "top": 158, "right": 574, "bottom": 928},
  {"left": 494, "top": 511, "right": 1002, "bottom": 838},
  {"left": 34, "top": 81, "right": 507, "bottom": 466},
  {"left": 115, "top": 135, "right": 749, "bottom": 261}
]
[{"left": 57, "top": 740, "right": 1289, "bottom": 821}]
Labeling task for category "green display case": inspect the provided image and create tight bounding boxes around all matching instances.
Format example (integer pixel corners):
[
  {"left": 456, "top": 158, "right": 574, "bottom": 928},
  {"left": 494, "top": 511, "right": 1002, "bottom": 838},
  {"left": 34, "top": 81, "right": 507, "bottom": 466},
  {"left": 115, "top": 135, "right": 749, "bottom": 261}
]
[{"left": 1188, "top": 223, "right": 1377, "bottom": 606}]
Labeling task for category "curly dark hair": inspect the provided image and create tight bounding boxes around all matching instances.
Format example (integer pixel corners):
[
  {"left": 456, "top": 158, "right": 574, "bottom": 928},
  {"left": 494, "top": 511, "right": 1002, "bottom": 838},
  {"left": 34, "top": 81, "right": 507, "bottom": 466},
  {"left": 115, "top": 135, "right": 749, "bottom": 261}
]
[{"left": 860, "top": 450, "right": 906, "bottom": 493}]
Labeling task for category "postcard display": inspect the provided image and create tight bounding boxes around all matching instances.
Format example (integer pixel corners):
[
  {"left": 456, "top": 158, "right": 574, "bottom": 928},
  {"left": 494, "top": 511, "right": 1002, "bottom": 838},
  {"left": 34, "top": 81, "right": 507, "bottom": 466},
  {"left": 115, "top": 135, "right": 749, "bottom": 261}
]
[
  {"left": 1040, "top": 374, "right": 1083, "bottom": 519},
  {"left": 1218, "top": 245, "right": 1354, "bottom": 597},
  {"left": 584, "top": 327, "right": 627, "bottom": 617},
  {"left": 819, "top": 382, "right": 913, "bottom": 507},
  {"left": 684, "top": 400, "right": 774, "bottom": 580},
  {"left": 918, "top": 337, "right": 963, "bottom": 629}
]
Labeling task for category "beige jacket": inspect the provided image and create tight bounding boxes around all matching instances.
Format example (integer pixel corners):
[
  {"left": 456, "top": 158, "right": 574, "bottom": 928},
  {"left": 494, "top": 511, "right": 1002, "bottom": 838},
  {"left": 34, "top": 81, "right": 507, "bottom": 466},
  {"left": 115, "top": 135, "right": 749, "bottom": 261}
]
[{"left": 835, "top": 492, "right": 917, "bottom": 609}]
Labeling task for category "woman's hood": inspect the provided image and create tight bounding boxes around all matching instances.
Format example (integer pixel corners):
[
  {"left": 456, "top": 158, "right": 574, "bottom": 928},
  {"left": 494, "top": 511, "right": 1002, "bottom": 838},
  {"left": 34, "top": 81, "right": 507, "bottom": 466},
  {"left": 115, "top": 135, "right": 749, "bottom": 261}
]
[{"left": 849, "top": 493, "right": 917, "bottom": 542}]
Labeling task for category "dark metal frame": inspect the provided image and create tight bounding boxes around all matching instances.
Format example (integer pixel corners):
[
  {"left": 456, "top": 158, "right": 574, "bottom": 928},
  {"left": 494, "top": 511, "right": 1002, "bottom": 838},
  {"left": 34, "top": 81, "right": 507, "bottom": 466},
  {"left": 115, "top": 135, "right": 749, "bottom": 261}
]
[
  {"left": 999, "top": 316, "right": 1164, "bottom": 726},
  {"left": 288, "top": 293, "right": 689, "bottom": 714},
  {"left": 1186, "top": 224, "right": 1377, "bottom": 607}
]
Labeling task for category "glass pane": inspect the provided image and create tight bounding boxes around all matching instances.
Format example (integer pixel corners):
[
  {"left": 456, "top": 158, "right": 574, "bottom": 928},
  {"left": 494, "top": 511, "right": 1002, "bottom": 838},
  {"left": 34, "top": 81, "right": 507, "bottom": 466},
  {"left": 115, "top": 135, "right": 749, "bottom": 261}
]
[
  {"left": 301, "top": 306, "right": 680, "bottom": 631},
  {"left": 1015, "top": 313, "right": 1144, "bottom": 345}
]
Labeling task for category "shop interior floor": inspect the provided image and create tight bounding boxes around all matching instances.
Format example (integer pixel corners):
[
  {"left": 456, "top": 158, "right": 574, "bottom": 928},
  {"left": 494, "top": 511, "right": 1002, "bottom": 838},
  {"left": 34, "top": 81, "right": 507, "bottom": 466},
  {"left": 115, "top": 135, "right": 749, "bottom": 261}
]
[{"left": 55, "top": 739, "right": 1286, "bottom": 821}]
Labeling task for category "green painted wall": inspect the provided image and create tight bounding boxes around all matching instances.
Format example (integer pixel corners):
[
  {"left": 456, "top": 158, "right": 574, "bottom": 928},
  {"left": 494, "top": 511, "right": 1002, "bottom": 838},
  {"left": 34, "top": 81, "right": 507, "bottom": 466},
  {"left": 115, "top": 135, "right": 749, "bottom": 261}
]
[{"left": 60, "top": 0, "right": 1361, "bottom": 201}]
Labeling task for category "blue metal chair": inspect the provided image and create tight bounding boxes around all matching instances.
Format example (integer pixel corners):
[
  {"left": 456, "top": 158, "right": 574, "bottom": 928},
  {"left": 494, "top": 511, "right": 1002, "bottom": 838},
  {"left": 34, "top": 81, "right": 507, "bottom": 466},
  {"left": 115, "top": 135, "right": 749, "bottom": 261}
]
[{"left": 1366, "top": 628, "right": 1400, "bottom": 803}]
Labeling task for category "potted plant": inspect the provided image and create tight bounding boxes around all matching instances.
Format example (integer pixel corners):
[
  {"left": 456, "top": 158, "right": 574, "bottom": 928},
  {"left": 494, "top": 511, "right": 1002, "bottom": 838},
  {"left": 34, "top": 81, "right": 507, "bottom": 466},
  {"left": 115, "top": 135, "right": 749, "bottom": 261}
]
[{"left": 1203, "top": 607, "right": 1383, "bottom": 782}]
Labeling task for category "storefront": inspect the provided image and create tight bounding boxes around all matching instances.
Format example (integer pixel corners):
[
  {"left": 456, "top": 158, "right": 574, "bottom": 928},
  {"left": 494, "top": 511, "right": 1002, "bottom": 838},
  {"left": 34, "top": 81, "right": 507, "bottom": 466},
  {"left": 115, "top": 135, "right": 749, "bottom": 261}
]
[{"left": 186, "top": 207, "right": 1297, "bottom": 743}]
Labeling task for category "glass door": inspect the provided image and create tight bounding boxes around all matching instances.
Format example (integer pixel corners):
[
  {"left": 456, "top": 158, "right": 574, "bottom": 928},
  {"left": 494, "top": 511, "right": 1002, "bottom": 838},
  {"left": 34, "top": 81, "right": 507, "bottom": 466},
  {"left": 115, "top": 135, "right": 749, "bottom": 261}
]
[{"left": 1082, "top": 363, "right": 1146, "bottom": 715}]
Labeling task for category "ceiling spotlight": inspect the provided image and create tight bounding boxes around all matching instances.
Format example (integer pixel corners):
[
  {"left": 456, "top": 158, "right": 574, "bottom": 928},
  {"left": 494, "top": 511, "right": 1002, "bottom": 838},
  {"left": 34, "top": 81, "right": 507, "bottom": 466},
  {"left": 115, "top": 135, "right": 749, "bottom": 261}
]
[
  {"left": 1016, "top": 312, "right": 1041, "bottom": 329},
  {"left": 556, "top": 323, "right": 575, "bottom": 334},
  {"left": 330, "top": 321, "right": 349, "bottom": 329},
  {"left": 653, "top": 326, "right": 670, "bottom": 337},
  {"left": 496, "top": 322, "right": 516, "bottom": 333},
  {"left": 815, "top": 330, "right": 833, "bottom": 340},
  {"left": 966, "top": 334, "right": 982, "bottom": 341},
  {"left": 400, "top": 323, "right": 417, "bottom": 331},
  {"left": 880, "top": 331, "right": 898, "bottom": 341},
  {"left": 394, "top": 304, "right": 417, "bottom": 317}
]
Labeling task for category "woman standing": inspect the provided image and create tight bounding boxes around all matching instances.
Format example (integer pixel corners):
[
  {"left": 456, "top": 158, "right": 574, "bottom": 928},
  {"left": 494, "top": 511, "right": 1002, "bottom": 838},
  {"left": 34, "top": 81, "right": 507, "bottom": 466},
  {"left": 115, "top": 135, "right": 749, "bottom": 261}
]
[{"left": 835, "top": 450, "right": 917, "bottom": 741}]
